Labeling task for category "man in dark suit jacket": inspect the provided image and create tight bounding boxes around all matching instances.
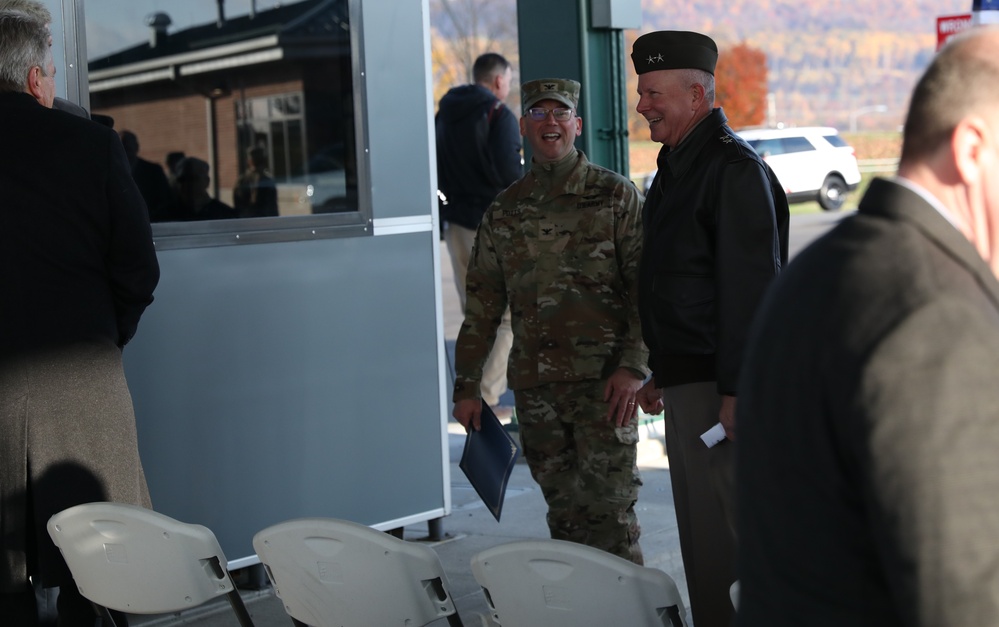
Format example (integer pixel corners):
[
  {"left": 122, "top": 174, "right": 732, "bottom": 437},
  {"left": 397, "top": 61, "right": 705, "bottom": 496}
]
[
  {"left": 736, "top": 26, "right": 999, "bottom": 625},
  {"left": 0, "top": 10, "right": 159, "bottom": 626}
]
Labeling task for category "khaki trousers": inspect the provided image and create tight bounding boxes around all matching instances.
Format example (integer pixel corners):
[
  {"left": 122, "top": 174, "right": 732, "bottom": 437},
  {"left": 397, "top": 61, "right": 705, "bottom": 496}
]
[{"left": 445, "top": 222, "right": 513, "bottom": 406}]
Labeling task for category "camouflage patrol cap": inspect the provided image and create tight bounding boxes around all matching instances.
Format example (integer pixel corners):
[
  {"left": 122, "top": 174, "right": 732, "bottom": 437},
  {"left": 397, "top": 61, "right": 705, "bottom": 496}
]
[
  {"left": 521, "top": 78, "right": 580, "bottom": 110},
  {"left": 631, "top": 30, "right": 718, "bottom": 75}
]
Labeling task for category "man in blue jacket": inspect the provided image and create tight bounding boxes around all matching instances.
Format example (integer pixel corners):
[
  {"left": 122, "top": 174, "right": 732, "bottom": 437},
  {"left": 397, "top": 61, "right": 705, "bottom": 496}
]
[{"left": 436, "top": 52, "right": 522, "bottom": 409}]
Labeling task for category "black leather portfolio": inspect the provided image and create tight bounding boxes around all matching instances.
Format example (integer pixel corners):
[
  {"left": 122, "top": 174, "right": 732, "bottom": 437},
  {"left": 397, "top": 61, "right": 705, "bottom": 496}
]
[{"left": 458, "top": 403, "right": 520, "bottom": 521}]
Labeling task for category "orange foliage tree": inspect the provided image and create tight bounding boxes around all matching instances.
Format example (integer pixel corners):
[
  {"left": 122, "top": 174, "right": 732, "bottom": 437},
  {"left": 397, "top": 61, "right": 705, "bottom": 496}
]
[{"left": 715, "top": 41, "right": 768, "bottom": 129}]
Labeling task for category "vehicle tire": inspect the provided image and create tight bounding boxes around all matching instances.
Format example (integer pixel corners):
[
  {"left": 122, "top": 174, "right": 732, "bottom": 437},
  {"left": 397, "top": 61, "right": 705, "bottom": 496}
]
[{"left": 818, "top": 174, "right": 848, "bottom": 211}]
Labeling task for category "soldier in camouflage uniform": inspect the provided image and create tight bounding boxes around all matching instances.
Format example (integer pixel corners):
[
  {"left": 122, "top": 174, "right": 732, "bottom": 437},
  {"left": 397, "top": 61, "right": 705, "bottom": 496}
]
[{"left": 452, "top": 78, "right": 649, "bottom": 564}]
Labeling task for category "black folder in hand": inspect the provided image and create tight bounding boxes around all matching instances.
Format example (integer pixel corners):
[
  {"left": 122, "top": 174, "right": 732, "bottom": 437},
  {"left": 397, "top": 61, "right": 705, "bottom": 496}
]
[{"left": 459, "top": 403, "right": 520, "bottom": 521}]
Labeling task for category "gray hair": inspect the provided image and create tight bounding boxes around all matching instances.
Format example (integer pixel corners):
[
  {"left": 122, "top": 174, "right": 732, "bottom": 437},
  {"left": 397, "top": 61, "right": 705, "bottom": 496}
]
[
  {"left": 0, "top": 0, "right": 52, "bottom": 24},
  {"left": 0, "top": 10, "right": 50, "bottom": 93},
  {"left": 680, "top": 68, "right": 715, "bottom": 105}
]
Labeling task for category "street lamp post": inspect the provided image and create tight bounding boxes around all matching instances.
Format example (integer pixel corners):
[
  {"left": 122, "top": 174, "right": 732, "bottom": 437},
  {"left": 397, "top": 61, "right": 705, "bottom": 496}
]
[{"left": 849, "top": 104, "right": 888, "bottom": 133}]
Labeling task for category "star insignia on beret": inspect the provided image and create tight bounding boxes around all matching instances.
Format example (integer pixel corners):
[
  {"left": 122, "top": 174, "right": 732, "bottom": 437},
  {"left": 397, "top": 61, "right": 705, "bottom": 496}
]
[
  {"left": 656, "top": 53, "right": 664, "bottom": 62},
  {"left": 646, "top": 55, "right": 655, "bottom": 64},
  {"left": 719, "top": 135, "right": 733, "bottom": 143}
]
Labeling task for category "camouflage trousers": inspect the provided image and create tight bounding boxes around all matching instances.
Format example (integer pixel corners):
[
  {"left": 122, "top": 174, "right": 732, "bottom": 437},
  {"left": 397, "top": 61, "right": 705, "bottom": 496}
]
[{"left": 515, "top": 379, "right": 643, "bottom": 564}]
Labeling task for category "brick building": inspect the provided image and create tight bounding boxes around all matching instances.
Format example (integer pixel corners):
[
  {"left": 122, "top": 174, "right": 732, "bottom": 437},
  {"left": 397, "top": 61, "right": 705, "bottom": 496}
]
[{"left": 88, "top": 0, "right": 356, "bottom": 217}]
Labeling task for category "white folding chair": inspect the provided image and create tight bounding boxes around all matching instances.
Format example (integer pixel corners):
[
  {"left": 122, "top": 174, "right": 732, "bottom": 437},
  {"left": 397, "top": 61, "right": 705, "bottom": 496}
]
[
  {"left": 471, "top": 539, "right": 688, "bottom": 627},
  {"left": 47, "top": 502, "right": 254, "bottom": 627},
  {"left": 253, "top": 517, "right": 463, "bottom": 627}
]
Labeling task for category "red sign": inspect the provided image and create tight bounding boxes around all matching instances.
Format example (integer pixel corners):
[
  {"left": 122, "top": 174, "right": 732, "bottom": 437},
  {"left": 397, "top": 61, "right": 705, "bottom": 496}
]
[{"left": 938, "top": 14, "right": 973, "bottom": 50}]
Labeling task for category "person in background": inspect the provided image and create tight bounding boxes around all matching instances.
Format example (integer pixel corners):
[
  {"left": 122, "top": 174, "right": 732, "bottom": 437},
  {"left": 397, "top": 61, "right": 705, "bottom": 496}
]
[
  {"left": 0, "top": 10, "right": 159, "bottom": 626},
  {"left": 174, "top": 156, "right": 237, "bottom": 221},
  {"left": 737, "top": 25, "right": 999, "bottom": 625},
  {"left": 165, "top": 150, "right": 186, "bottom": 184},
  {"left": 436, "top": 52, "right": 521, "bottom": 412},
  {"left": 233, "top": 145, "right": 279, "bottom": 218},
  {"left": 119, "top": 130, "right": 173, "bottom": 222},
  {"left": 453, "top": 78, "right": 648, "bottom": 565},
  {"left": 631, "top": 30, "right": 789, "bottom": 627}
]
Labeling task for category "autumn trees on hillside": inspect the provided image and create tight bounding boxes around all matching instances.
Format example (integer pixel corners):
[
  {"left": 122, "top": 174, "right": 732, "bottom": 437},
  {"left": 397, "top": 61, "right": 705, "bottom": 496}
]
[{"left": 430, "top": 1, "right": 770, "bottom": 139}]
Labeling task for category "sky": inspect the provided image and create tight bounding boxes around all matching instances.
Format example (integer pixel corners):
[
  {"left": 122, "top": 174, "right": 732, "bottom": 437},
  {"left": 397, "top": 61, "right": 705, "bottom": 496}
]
[{"left": 83, "top": 0, "right": 293, "bottom": 58}]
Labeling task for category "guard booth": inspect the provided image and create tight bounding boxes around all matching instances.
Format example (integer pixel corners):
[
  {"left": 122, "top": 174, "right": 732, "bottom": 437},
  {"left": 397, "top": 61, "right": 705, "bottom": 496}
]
[
  {"left": 42, "top": 0, "right": 640, "bottom": 568},
  {"left": 45, "top": 0, "right": 448, "bottom": 568}
]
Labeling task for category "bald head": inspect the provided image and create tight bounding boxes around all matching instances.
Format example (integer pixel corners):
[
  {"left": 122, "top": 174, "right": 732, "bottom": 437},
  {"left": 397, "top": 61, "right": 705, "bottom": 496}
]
[{"left": 898, "top": 26, "right": 999, "bottom": 278}]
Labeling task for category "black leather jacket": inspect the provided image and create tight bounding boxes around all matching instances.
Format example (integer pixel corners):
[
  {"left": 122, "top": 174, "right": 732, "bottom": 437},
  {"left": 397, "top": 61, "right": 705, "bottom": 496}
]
[{"left": 639, "top": 108, "right": 789, "bottom": 395}]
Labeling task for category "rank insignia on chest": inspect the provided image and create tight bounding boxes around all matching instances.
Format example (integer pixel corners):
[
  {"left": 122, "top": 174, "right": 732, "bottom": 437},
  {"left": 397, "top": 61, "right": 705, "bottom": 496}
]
[
  {"left": 577, "top": 200, "right": 603, "bottom": 209},
  {"left": 540, "top": 221, "right": 556, "bottom": 240}
]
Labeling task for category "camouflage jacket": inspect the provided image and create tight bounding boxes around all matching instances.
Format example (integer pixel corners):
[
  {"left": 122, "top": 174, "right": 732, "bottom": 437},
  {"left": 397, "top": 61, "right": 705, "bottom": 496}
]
[{"left": 453, "top": 149, "right": 649, "bottom": 401}]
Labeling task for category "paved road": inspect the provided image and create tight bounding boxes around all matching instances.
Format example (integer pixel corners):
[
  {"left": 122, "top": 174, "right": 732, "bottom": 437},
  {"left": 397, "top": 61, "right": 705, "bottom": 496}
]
[{"left": 788, "top": 209, "right": 852, "bottom": 258}]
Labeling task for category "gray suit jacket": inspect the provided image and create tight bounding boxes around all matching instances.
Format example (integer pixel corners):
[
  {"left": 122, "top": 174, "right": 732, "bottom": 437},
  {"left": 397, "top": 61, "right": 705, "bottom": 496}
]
[{"left": 736, "top": 178, "right": 999, "bottom": 626}]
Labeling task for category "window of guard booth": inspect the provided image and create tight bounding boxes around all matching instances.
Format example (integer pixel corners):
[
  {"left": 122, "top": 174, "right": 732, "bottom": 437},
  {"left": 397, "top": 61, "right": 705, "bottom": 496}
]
[{"left": 83, "top": 0, "right": 368, "bottom": 249}]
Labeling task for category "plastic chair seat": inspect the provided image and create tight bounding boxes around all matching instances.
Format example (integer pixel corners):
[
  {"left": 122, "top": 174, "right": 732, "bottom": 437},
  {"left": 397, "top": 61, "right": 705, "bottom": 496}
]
[
  {"left": 471, "top": 539, "right": 687, "bottom": 627},
  {"left": 253, "top": 517, "right": 462, "bottom": 627},
  {"left": 47, "top": 502, "right": 254, "bottom": 627}
]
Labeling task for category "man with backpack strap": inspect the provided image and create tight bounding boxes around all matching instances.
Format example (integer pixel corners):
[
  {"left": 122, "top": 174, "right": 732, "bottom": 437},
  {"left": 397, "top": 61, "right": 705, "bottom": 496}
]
[{"left": 436, "top": 52, "right": 522, "bottom": 410}]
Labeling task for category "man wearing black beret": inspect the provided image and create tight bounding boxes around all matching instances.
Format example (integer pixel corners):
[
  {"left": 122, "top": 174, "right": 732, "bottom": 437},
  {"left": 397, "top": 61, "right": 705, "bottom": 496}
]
[{"left": 631, "top": 30, "right": 789, "bottom": 627}]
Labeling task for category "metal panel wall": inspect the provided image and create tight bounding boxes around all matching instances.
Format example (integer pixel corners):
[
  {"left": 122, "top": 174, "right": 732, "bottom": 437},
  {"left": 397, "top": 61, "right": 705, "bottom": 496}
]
[
  {"left": 362, "top": 1, "right": 439, "bottom": 223},
  {"left": 125, "top": 232, "right": 446, "bottom": 566},
  {"left": 61, "top": 0, "right": 448, "bottom": 566},
  {"left": 517, "top": 0, "right": 634, "bottom": 175}
]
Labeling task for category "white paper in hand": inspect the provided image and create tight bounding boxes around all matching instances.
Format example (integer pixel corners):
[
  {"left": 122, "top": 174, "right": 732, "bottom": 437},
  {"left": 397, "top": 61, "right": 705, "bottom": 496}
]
[{"left": 700, "top": 422, "right": 727, "bottom": 448}]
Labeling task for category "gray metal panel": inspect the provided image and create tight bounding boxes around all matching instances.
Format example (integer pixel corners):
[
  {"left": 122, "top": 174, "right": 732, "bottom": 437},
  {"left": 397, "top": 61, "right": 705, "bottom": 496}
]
[
  {"left": 58, "top": 0, "right": 448, "bottom": 567},
  {"left": 59, "top": 0, "right": 87, "bottom": 106},
  {"left": 125, "top": 232, "right": 446, "bottom": 562},
  {"left": 591, "top": 0, "right": 641, "bottom": 30},
  {"left": 359, "top": 0, "right": 437, "bottom": 221}
]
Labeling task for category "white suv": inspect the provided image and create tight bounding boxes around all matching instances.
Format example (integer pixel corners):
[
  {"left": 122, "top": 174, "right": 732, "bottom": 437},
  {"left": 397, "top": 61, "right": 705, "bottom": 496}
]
[{"left": 737, "top": 127, "right": 862, "bottom": 211}]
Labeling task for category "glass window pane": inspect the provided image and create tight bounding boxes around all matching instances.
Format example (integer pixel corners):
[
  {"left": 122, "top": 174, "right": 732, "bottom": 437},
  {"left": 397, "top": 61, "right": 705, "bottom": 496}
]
[
  {"left": 782, "top": 137, "right": 814, "bottom": 153},
  {"left": 749, "top": 138, "right": 783, "bottom": 157},
  {"left": 287, "top": 119, "right": 305, "bottom": 178},
  {"left": 271, "top": 121, "right": 289, "bottom": 180},
  {"left": 85, "top": 0, "right": 358, "bottom": 223}
]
